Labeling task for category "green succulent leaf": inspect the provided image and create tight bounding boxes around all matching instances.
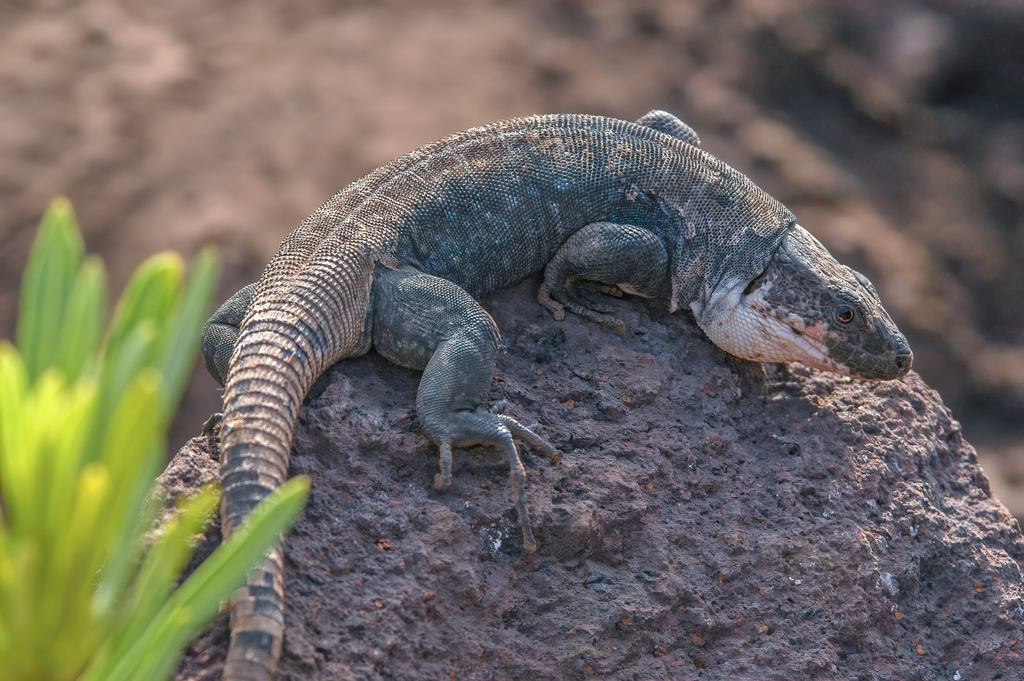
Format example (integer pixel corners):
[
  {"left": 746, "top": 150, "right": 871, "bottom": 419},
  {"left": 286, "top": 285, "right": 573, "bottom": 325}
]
[{"left": 0, "top": 198, "right": 307, "bottom": 681}]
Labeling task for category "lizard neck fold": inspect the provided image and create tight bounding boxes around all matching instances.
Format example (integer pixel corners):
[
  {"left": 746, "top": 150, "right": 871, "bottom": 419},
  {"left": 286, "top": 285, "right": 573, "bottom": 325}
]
[{"left": 665, "top": 172, "right": 795, "bottom": 315}]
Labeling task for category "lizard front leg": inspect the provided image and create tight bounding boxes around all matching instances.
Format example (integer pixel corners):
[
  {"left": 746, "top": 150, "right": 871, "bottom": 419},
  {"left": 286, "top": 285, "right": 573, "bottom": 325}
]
[
  {"left": 538, "top": 222, "right": 670, "bottom": 332},
  {"left": 372, "top": 265, "right": 559, "bottom": 553}
]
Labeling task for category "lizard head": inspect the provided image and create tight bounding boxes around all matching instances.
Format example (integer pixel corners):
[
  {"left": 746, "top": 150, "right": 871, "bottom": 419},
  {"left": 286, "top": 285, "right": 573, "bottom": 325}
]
[{"left": 692, "top": 225, "right": 913, "bottom": 380}]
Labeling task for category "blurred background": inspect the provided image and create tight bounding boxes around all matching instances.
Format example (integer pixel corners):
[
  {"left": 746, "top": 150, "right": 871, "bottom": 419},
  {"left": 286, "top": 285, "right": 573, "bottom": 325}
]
[{"left": 2, "top": 0, "right": 1022, "bottom": 516}]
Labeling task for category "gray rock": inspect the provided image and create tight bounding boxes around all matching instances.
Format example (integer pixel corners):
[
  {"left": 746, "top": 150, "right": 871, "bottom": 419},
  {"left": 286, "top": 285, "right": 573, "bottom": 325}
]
[{"left": 173, "top": 276, "right": 1024, "bottom": 681}]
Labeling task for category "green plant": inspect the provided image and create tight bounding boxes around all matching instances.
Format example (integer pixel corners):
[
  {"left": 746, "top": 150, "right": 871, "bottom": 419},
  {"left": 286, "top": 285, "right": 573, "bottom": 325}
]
[{"left": 0, "top": 198, "right": 309, "bottom": 681}]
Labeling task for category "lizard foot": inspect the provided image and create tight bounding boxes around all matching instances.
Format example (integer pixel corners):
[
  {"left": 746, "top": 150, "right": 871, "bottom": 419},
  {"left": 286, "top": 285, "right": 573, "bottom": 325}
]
[
  {"left": 433, "top": 442, "right": 454, "bottom": 491},
  {"left": 536, "top": 282, "right": 567, "bottom": 321},
  {"left": 538, "top": 280, "right": 627, "bottom": 334},
  {"left": 202, "top": 411, "right": 224, "bottom": 436},
  {"left": 429, "top": 410, "right": 560, "bottom": 553},
  {"left": 560, "top": 297, "right": 627, "bottom": 335}
]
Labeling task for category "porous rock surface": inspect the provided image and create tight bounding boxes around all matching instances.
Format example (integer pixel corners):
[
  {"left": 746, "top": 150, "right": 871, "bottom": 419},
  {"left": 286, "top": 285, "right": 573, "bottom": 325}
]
[{"left": 170, "top": 277, "right": 1024, "bottom": 681}]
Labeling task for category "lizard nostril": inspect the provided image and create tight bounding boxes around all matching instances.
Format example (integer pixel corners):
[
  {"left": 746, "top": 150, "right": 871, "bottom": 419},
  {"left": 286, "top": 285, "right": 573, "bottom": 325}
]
[{"left": 893, "top": 346, "right": 913, "bottom": 373}]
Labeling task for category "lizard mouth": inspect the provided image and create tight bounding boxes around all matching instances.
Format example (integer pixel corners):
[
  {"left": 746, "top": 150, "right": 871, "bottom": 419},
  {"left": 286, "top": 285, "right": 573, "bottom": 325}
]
[
  {"left": 699, "top": 293, "right": 850, "bottom": 374},
  {"left": 785, "top": 331, "right": 846, "bottom": 373},
  {"left": 766, "top": 313, "right": 849, "bottom": 374}
]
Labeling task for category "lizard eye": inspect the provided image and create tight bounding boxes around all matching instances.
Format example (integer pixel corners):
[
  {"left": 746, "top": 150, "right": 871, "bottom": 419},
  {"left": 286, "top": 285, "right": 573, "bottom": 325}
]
[{"left": 834, "top": 305, "right": 855, "bottom": 324}]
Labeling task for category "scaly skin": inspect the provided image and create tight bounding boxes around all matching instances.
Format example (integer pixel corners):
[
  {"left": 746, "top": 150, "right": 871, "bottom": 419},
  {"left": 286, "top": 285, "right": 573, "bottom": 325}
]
[{"left": 201, "top": 111, "right": 911, "bottom": 680}]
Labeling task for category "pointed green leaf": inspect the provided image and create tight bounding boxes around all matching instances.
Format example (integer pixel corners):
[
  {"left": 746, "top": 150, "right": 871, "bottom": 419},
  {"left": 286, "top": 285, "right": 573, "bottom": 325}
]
[
  {"left": 87, "top": 476, "right": 310, "bottom": 681},
  {"left": 153, "top": 247, "right": 219, "bottom": 420},
  {"left": 104, "top": 253, "right": 183, "bottom": 367},
  {"left": 55, "top": 256, "right": 107, "bottom": 382},
  {"left": 88, "top": 486, "right": 218, "bottom": 672},
  {"left": 0, "top": 344, "right": 29, "bottom": 499},
  {"left": 16, "top": 197, "right": 84, "bottom": 382}
]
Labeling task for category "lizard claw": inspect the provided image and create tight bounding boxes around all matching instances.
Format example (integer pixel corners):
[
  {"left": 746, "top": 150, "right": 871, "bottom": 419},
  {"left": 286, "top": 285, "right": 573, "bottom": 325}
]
[
  {"left": 427, "top": 410, "right": 562, "bottom": 552},
  {"left": 433, "top": 443, "right": 453, "bottom": 491},
  {"left": 202, "top": 412, "right": 224, "bottom": 436},
  {"left": 561, "top": 297, "right": 628, "bottom": 334},
  {"left": 538, "top": 279, "right": 627, "bottom": 333},
  {"left": 537, "top": 283, "right": 567, "bottom": 321}
]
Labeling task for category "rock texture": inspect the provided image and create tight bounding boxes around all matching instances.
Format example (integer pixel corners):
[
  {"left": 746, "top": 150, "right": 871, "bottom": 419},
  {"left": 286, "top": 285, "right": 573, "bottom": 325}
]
[{"left": 170, "top": 277, "right": 1024, "bottom": 681}]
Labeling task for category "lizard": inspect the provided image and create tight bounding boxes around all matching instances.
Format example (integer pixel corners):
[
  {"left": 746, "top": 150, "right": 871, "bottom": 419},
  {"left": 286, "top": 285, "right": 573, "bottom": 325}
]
[{"left": 200, "top": 111, "right": 913, "bottom": 680}]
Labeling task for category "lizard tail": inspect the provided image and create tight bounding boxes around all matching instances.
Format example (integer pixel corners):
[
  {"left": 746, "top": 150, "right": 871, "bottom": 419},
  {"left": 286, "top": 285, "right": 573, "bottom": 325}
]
[
  {"left": 219, "top": 317, "right": 317, "bottom": 681},
  {"left": 218, "top": 251, "right": 375, "bottom": 680},
  {"left": 223, "top": 547, "right": 286, "bottom": 680}
]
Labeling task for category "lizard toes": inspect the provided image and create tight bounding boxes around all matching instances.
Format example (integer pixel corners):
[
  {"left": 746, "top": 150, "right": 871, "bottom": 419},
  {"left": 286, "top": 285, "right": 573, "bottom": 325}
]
[{"left": 202, "top": 412, "right": 224, "bottom": 437}]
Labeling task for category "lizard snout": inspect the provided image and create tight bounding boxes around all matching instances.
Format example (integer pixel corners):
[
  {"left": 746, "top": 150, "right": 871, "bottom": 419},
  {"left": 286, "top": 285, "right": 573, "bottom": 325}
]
[{"left": 893, "top": 342, "right": 913, "bottom": 376}]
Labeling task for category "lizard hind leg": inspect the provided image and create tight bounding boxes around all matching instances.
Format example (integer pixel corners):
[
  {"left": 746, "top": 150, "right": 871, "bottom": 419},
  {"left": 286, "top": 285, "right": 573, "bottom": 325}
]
[
  {"left": 201, "top": 281, "right": 334, "bottom": 402},
  {"left": 372, "top": 266, "right": 559, "bottom": 553},
  {"left": 538, "top": 222, "right": 670, "bottom": 332},
  {"left": 201, "top": 281, "right": 259, "bottom": 386}
]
